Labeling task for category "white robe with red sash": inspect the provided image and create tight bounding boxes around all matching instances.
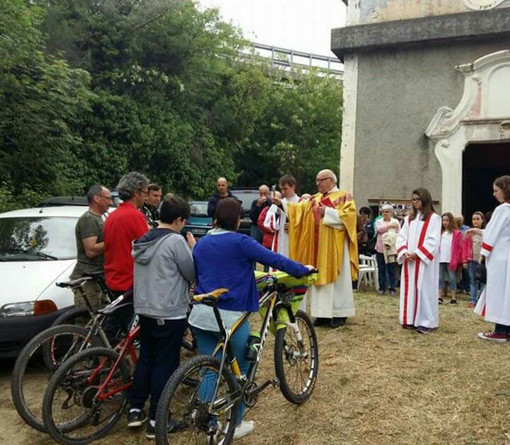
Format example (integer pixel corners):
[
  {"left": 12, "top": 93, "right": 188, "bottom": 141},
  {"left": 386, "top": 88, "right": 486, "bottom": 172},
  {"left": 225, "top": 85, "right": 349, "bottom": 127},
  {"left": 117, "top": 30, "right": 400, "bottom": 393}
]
[
  {"left": 474, "top": 203, "right": 510, "bottom": 325},
  {"left": 263, "top": 194, "right": 300, "bottom": 257},
  {"left": 396, "top": 212, "right": 441, "bottom": 328}
]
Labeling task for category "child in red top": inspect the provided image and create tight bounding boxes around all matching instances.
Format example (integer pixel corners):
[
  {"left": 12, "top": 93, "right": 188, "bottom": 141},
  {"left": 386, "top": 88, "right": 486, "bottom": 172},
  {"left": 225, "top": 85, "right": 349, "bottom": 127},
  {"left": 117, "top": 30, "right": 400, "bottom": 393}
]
[{"left": 438, "top": 212, "right": 463, "bottom": 304}]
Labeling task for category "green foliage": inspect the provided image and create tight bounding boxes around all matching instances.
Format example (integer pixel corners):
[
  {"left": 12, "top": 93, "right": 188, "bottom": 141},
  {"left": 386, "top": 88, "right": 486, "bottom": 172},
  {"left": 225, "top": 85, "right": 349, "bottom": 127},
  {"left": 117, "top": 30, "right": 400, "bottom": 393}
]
[{"left": 0, "top": 0, "right": 343, "bottom": 210}]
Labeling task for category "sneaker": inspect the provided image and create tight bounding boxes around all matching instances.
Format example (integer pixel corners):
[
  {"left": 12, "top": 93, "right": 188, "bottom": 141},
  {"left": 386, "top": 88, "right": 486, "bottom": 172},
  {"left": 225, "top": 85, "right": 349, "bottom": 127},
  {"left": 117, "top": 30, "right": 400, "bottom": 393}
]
[
  {"left": 389, "top": 290, "right": 396, "bottom": 296},
  {"left": 450, "top": 299, "right": 458, "bottom": 305},
  {"left": 469, "top": 302, "right": 476, "bottom": 308},
  {"left": 416, "top": 326, "right": 432, "bottom": 334},
  {"left": 127, "top": 409, "right": 147, "bottom": 428},
  {"left": 233, "top": 420, "right": 255, "bottom": 440},
  {"left": 377, "top": 289, "right": 385, "bottom": 295},
  {"left": 438, "top": 297, "right": 444, "bottom": 304},
  {"left": 478, "top": 332, "right": 508, "bottom": 342},
  {"left": 145, "top": 418, "right": 186, "bottom": 439}
]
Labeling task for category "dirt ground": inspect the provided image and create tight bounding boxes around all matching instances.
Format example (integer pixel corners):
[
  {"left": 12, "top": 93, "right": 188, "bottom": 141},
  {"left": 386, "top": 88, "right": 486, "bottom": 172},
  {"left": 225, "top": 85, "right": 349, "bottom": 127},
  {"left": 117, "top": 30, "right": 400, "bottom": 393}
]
[{"left": 2, "top": 291, "right": 510, "bottom": 445}]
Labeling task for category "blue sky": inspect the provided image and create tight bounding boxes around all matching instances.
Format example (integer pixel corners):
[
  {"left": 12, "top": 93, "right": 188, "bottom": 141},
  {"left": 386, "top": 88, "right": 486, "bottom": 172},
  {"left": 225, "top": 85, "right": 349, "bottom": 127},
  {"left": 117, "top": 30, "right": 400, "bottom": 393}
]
[{"left": 197, "top": 0, "right": 347, "bottom": 57}]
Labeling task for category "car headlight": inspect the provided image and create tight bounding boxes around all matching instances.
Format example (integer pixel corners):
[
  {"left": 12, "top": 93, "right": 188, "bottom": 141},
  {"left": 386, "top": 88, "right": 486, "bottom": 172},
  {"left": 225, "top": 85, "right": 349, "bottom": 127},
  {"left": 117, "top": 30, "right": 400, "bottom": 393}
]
[
  {"left": 0, "top": 300, "right": 57, "bottom": 318},
  {"left": 0, "top": 302, "right": 35, "bottom": 318}
]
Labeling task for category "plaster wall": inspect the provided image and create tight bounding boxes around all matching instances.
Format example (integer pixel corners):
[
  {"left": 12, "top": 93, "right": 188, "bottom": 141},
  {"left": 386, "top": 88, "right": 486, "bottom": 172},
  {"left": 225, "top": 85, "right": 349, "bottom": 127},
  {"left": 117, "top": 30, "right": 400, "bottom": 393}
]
[
  {"left": 353, "top": 39, "right": 510, "bottom": 210},
  {"left": 359, "top": 0, "right": 510, "bottom": 24}
]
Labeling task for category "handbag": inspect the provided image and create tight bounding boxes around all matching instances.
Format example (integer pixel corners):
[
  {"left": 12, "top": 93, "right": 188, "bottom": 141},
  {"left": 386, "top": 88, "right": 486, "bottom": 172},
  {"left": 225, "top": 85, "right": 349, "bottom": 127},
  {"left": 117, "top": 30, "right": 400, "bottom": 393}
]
[{"left": 474, "top": 263, "right": 487, "bottom": 284}]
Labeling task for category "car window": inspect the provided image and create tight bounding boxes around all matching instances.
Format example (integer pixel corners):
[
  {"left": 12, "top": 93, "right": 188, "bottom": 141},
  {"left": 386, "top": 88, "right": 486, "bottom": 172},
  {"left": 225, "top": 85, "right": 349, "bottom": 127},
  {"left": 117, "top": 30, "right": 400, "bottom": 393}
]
[
  {"left": 232, "top": 192, "right": 259, "bottom": 212},
  {"left": 0, "top": 217, "right": 78, "bottom": 260},
  {"left": 190, "top": 202, "right": 208, "bottom": 217}
]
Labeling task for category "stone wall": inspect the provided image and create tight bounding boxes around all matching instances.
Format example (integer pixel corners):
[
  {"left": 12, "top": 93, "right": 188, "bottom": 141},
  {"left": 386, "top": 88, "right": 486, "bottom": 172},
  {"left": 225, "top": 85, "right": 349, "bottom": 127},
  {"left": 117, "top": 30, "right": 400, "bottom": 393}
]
[{"left": 352, "top": 39, "right": 510, "bottom": 211}]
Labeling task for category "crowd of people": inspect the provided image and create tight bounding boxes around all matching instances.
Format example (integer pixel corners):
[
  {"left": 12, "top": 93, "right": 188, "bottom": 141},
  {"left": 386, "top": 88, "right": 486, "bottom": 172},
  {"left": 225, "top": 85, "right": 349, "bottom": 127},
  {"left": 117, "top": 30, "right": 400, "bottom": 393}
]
[{"left": 69, "top": 170, "right": 510, "bottom": 439}]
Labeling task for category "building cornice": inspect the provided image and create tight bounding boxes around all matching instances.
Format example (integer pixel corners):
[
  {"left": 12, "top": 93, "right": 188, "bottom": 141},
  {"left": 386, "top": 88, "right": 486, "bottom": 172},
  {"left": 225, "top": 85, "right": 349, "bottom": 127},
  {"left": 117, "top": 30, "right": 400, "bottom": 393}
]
[{"left": 331, "top": 9, "right": 510, "bottom": 61}]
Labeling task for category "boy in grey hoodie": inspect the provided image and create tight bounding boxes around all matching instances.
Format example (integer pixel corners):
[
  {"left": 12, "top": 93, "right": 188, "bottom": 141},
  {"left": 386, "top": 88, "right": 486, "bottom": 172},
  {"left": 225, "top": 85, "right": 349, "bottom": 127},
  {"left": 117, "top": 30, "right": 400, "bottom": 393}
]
[{"left": 127, "top": 196, "right": 196, "bottom": 438}]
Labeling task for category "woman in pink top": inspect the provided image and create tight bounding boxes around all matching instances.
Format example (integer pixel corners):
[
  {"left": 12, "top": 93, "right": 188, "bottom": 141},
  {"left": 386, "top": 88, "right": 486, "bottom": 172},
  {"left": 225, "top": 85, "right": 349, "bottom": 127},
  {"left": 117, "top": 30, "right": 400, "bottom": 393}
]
[
  {"left": 462, "top": 211, "right": 485, "bottom": 307},
  {"left": 438, "top": 212, "right": 463, "bottom": 304},
  {"left": 375, "top": 204, "right": 400, "bottom": 296}
]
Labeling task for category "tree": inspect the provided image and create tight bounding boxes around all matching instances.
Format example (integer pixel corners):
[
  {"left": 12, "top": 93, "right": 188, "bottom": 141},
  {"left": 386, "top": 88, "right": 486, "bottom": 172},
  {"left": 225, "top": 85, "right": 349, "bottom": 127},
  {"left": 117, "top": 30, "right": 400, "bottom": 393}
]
[{"left": 0, "top": 0, "right": 93, "bottom": 210}]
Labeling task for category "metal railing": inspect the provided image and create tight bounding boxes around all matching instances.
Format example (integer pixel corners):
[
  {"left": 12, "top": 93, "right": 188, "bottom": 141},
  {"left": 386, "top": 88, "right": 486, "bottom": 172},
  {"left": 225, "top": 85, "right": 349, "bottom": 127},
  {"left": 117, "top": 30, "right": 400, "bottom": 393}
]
[{"left": 246, "top": 42, "right": 344, "bottom": 78}]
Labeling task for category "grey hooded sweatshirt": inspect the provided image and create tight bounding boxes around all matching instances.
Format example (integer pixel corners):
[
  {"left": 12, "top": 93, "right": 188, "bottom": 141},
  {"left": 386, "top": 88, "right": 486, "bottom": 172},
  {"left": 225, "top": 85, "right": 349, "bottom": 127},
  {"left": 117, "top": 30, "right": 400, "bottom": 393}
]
[{"left": 132, "top": 229, "right": 195, "bottom": 319}]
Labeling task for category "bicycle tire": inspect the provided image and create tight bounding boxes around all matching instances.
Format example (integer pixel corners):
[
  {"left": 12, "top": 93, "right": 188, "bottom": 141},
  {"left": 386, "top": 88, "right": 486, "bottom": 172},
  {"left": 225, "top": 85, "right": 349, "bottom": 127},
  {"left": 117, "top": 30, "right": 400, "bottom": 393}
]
[
  {"left": 155, "top": 355, "right": 239, "bottom": 445},
  {"left": 274, "top": 310, "right": 319, "bottom": 404},
  {"left": 11, "top": 324, "right": 102, "bottom": 433},
  {"left": 52, "top": 306, "right": 91, "bottom": 327},
  {"left": 42, "top": 347, "right": 130, "bottom": 445}
]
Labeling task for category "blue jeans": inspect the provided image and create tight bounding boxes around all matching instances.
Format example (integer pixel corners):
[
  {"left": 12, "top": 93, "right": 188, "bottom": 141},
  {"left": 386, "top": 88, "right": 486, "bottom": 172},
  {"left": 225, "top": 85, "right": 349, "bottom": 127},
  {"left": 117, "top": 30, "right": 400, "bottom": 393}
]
[
  {"left": 192, "top": 323, "right": 250, "bottom": 425},
  {"left": 129, "top": 315, "right": 187, "bottom": 420},
  {"left": 439, "top": 263, "right": 457, "bottom": 291},
  {"left": 467, "top": 260, "right": 484, "bottom": 304},
  {"left": 376, "top": 253, "right": 396, "bottom": 292}
]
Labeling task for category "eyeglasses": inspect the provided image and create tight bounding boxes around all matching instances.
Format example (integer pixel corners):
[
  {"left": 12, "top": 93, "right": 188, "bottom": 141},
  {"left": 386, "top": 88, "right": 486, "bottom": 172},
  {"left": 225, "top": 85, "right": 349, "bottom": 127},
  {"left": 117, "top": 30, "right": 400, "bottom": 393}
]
[
  {"left": 98, "top": 195, "right": 112, "bottom": 201},
  {"left": 315, "top": 177, "right": 332, "bottom": 184}
]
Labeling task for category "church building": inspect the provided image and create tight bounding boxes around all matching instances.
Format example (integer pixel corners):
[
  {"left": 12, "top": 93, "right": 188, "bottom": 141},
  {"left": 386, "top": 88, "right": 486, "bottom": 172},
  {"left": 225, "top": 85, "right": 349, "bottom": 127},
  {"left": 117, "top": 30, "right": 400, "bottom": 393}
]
[{"left": 332, "top": 0, "right": 510, "bottom": 218}]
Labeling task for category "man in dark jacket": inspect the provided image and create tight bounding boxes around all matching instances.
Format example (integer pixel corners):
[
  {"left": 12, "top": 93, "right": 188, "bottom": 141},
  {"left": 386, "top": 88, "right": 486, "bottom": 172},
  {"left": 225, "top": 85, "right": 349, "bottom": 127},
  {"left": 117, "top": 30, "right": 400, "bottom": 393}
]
[
  {"left": 249, "top": 184, "right": 271, "bottom": 244},
  {"left": 207, "top": 177, "right": 236, "bottom": 217},
  {"left": 141, "top": 183, "right": 162, "bottom": 228}
]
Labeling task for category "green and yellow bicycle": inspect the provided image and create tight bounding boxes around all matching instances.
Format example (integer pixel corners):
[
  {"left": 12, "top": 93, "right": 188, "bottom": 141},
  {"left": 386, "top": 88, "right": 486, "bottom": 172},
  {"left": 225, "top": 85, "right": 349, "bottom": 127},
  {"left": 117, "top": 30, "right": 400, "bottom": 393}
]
[{"left": 155, "top": 270, "right": 319, "bottom": 445}]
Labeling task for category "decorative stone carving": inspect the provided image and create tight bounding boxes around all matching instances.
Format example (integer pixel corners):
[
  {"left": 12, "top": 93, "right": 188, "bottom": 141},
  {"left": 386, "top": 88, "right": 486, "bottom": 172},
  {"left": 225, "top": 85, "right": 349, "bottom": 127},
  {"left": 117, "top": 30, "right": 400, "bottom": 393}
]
[
  {"left": 426, "top": 50, "right": 510, "bottom": 213},
  {"left": 463, "top": 0, "right": 507, "bottom": 11}
]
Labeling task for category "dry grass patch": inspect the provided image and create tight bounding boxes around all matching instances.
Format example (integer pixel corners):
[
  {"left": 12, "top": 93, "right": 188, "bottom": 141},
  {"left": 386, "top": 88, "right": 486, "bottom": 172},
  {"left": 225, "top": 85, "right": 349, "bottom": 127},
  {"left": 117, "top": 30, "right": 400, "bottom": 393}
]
[{"left": 3, "top": 291, "right": 510, "bottom": 445}]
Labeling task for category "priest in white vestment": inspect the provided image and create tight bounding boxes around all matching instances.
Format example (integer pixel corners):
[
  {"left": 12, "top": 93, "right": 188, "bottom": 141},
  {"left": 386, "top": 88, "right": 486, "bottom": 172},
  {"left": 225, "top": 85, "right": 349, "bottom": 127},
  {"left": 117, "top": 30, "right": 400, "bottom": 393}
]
[
  {"left": 287, "top": 170, "right": 358, "bottom": 329},
  {"left": 474, "top": 175, "right": 510, "bottom": 342},
  {"left": 396, "top": 188, "right": 441, "bottom": 334}
]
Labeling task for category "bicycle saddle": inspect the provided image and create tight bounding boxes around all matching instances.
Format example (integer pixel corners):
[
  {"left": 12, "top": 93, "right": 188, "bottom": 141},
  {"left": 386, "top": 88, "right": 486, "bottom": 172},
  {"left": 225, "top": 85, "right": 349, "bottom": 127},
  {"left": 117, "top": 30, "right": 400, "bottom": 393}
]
[
  {"left": 192, "top": 288, "right": 229, "bottom": 305},
  {"left": 56, "top": 276, "right": 94, "bottom": 289}
]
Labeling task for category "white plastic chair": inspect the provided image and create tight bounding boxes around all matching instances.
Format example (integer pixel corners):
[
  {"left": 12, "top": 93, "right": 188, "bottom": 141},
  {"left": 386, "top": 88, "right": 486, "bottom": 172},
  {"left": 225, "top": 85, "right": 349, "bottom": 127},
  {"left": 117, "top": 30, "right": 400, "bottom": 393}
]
[{"left": 357, "top": 254, "right": 379, "bottom": 291}]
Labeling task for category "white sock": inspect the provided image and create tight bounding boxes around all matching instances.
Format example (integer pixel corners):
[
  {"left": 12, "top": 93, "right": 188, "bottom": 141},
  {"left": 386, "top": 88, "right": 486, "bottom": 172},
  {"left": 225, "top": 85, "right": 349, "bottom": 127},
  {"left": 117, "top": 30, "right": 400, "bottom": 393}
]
[
  {"left": 129, "top": 408, "right": 141, "bottom": 413},
  {"left": 150, "top": 420, "right": 156, "bottom": 427}
]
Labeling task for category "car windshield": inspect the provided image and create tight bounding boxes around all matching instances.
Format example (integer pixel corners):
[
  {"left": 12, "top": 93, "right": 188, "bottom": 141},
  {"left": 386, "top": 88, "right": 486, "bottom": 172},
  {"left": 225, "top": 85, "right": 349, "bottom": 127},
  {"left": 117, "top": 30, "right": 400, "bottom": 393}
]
[
  {"left": 190, "top": 202, "right": 208, "bottom": 217},
  {"left": 232, "top": 191, "right": 259, "bottom": 212},
  {"left": 0, "top": 217, "right": 78, "bottom": 261}
]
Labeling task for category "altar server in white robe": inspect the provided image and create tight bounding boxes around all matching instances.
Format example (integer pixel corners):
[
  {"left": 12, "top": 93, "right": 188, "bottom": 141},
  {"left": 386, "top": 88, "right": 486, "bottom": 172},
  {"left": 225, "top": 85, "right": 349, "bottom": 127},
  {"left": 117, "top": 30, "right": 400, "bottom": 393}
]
[
  {"left": 474, "top": 175, "right": 510, "bottom": 342},
  {"left": 396, "top": 188, "right": 441, "bottom": 334},
  {"left": 263, "top": 175, "right": 300, "bottom": 257}
]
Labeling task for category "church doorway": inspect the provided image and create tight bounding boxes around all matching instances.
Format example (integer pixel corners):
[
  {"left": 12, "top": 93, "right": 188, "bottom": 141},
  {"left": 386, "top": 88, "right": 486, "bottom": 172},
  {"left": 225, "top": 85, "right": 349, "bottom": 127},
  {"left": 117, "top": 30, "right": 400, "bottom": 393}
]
[{"left": 462, "top": 142, "right": 510, "bottom": 221}]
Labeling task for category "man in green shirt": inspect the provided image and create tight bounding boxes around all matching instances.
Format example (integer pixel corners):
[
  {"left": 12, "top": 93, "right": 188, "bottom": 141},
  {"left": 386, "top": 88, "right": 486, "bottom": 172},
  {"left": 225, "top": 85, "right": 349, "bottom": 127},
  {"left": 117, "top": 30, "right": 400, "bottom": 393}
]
[{"left": 70, "top": 185, "right": 112, "bottom": 308}]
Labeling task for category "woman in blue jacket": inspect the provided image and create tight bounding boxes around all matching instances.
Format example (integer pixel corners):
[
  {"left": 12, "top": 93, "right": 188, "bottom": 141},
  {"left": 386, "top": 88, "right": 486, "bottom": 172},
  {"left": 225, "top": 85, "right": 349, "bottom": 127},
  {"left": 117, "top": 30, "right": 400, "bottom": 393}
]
[{"left": 189, "top": 198, "right": 313, "bottom": 440}]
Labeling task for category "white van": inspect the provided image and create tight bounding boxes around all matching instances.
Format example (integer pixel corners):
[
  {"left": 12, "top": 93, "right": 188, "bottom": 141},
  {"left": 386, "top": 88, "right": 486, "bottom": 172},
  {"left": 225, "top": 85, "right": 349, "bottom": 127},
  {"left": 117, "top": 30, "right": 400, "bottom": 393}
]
[{"left": 0, "top": 206, "right": 86, "bottom": 357}]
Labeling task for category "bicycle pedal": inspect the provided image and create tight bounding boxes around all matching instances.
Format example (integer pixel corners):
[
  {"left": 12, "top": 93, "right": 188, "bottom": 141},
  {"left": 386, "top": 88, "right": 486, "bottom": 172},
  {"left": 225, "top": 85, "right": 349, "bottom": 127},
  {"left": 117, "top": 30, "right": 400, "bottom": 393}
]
[{"left": 271, "top": 378, "right": 280, "bottom": 388}]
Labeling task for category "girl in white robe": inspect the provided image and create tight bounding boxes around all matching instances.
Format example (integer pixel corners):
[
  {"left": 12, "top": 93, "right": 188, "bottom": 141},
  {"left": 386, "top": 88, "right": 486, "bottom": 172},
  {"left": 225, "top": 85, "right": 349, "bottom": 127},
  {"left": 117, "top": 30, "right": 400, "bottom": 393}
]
[
  {"left": 396, "top": 188, "right": 441, "bottom": 334},
  {"left": 474, "top": 175, "right": 510, "bottom": 342}
]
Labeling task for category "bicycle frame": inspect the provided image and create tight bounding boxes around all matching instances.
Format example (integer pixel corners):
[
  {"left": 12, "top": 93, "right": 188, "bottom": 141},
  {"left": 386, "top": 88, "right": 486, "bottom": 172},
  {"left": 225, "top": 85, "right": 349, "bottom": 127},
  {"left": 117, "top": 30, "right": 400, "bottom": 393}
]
[
  {"left": 89, "top": 325, "right": 140, "bottom": 402},
  {"left": 206, "top": 277, "right": 302, "bottom": 411}
]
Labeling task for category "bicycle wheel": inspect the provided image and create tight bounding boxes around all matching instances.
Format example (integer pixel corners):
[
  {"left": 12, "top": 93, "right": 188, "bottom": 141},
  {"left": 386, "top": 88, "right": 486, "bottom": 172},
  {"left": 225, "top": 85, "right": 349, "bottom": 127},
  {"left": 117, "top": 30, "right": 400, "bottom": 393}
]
[
  {"left": 155, "top": 355, "right": 239, "bottom": 445},
  {"left": 11, "top": 324, "right": 101, "bottom": 433},
  {"left": 274, "top": 309, "right": 319, "bottom": 404},
  {"left": 52, "top": 306, "right": 91, "bottom": 327},
  {"left": 42, "top": 347, "right": 130, "bottom": 445}
]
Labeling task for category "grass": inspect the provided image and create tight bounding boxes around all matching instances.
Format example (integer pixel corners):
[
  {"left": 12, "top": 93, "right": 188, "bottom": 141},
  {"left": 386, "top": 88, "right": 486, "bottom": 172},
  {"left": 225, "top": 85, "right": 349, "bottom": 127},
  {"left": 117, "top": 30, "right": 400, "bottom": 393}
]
[{"left": 4, "top": 291, "right": 510, "bottom": 445}]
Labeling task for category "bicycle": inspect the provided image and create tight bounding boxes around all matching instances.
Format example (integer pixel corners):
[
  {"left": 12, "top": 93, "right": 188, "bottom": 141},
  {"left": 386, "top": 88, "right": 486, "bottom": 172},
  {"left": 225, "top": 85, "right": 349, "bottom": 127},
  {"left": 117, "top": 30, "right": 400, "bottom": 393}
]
[
  {"left": 11, "top": 276, "right": 133, "bottom": 433},
  {"left": 154, "top": 270, "right": 319, "bottom": 445},
  {"left": 41, "top": 314, "right": 140, "bottom": 445},
  {"left": 40, "top": 294, "right": 196, "bottom": 445}
]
